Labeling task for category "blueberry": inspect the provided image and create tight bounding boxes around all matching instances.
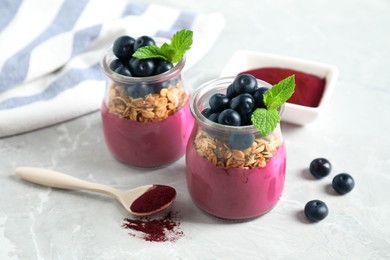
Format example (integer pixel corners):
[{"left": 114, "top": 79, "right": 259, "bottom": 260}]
[
  {"left": 304, "top": 200, "right": 329, "bottom": 222},
  {"left": 218, "top": 109, "right": 241, "bottom": 126},
  {"left": 155, "top": 78, "right": 178, "bottom": 90},
  {"left": 113, "top": 35, "right": 135, "bottom": 60},
  {"left": 134, "top": 36, "right": 156, "bottom": 51},
  {"left": 332, "top": 173, "right": 355, "bottom": 194},
  {"left": 154, "top": 59, "right": 173, "bottom": 75},
  {"left": 230, "top": 93, "right": 255, "bottom": 115},
  {"left": 226, "top": 83, "right": 238, "bottom": 99},
  {"left": 208, "top": 113, "right": 220, "bottom": 123},
  {"left": 154, "top": 79, "right": 176, "bottom": 93},
  {"left": 114, "top": 65, "right": 132, "bottom": 77},
  {"left": 252, "top": 87, "right": 268, "bottom": 108},
  {"left": 131, "top": 58, "right": 155, "bottom": 77},
  {"left": 228, "top": 133, "right": 255, "bottom": 150},
  {"left": 209, "top": 93, "right": 230, "bottom": 112},
  {"left": 233, "top": 74, "right": 258, "bottom": 94},
  {"left": 240, "top": 112, "right": 253, "bottom": 126},
  {"left": 128, "top": 57, "right": 138, "bottom": 69},
  {"left": 125, "top": 84, "right": 156, "bottom": 98},
  {"left": 309, "top": 158, "right": 332, "bottom": 179},
  {"left": 156, "top": 81, "right": 170, "bottom": 90},
  {"left": 201, "top": 108, "right": 214, "bottom": 118},
  {"left": 109, "top": 59, "right": 124, "bottom": 71}
]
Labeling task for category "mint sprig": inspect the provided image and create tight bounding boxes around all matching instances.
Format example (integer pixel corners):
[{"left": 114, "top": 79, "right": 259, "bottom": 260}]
[
  {"left": 132, "top": 29, "right": 193, "bottom": 63},
  {"left": 251, "top": 75, "right": 295, "bottom": 136}
]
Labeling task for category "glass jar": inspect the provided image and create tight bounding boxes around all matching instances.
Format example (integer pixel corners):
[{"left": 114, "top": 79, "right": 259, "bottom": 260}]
[
  {"left": 100, "top": 40, "right": 194, "bottom": 168},
  {"left": 186, "top": 77, "right": 286, "bottom": 219}
]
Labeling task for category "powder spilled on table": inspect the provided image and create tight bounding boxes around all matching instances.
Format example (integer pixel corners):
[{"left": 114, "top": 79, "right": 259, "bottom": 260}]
[{"left": 122, "top": 211, "right": 183, "bottom": 242}]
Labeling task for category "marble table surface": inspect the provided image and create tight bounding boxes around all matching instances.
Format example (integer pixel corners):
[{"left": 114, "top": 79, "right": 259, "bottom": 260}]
[{"left": 1, "top": 0, "right": 390, "bottom": 259}]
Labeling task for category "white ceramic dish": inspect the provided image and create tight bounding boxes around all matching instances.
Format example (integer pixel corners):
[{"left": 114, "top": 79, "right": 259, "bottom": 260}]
[{"left": 220, "top": 50, "right": 338, "bottom": 125}]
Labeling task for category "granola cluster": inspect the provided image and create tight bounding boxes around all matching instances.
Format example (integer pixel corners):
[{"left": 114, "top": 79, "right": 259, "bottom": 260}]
[
  {"left": 194, "top": 130, "right": 281, "bottom": 169},
  {"left": 107, "top": 83, "right": 188, "bottom": 122}
]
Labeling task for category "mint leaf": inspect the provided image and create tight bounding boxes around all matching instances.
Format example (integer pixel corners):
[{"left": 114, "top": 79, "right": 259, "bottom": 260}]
[
  {"left": 160, "top": 43, "right": 175, "bottom": 61},
  {"left": 132, "top": 29, "right": 193, "bottom": 63},
  {"left": 251, "top": 75, "right": 295, "bottom": 135},
  {"left": 170, "top": 29, "right": 193, "bottom": 62},
  {"left": 132, "top": 45, "right": 169, "bottom": 61},
  {"left": 264, "top": 75, "right": 295, "bottom": 110},
  {"left": 251, "top": 108, "right": 280, "bottom": 136}
]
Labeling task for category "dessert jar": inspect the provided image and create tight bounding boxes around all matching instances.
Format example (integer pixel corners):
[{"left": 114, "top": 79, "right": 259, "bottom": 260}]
[
  {"left": 186, "top": 77, "right": 286, "bottom": 219},
  {"left": 100, "top": 43, "right": 194, "bottom": 168}
]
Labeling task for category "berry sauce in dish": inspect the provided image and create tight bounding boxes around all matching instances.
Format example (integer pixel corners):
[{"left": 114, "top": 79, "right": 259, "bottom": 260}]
[{"left": 240, "top": 67, "right": 325, "bottom": 107}]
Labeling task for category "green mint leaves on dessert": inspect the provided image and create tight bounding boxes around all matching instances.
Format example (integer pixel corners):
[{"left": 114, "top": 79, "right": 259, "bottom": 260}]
[
  {"left": 251, "top": 108, "right": 280, "bottom": 137},
  {"left": 251, "top": 75, "right": 295, "bottom": 136},
  {"left": 133, "top": 29, "right": 193, "bottom": 63},
  {"left": 264, "top": 74, "right": 296, "bottom": 110}
]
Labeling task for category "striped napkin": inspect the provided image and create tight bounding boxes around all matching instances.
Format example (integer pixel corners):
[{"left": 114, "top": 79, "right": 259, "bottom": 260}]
[{"left": 0, "top": 0, "right": 224, "bottom": 138}]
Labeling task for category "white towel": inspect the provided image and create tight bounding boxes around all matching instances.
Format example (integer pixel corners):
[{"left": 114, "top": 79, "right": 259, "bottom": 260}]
[{"left": 0, "top": 0, "right": 225, "bottom": 138}]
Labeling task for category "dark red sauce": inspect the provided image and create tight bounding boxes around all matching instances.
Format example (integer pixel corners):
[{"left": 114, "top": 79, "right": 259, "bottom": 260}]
[
  {"left": 130, "top": 185, "right": 176, "bottom": 214},
  {"left": 122, "top": 211, "right": 183, "bottom": 242},
  {"left": 240, "top": 67, "right": 326, "bottom": 107}
]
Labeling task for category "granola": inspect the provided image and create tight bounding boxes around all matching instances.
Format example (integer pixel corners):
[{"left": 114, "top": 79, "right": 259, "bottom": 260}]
[
  {"left": 107, "top": 83, "right": 188, "bottom": 122},
  {"left": 194, "top": 130, "right": 282, "bottom": 169}
]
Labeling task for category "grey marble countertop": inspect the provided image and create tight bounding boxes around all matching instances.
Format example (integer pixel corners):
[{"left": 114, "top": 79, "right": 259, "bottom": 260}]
[{"left": 1, "top": 0, "right": 390, "bottom": 259}]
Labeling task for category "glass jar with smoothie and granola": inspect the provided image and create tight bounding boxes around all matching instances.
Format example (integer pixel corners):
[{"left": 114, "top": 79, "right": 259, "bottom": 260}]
[
  {"left": 100, "top": 30, "right": 194, "bottom": 168},
  {"left": 186, "top": 75, "right": 294, "bottom": 219}
]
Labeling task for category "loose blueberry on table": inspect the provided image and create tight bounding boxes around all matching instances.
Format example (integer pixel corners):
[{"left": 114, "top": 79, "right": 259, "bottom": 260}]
[
  {"left": 332, "top": 173, "right": 355, "bottom": 194},
  {"left": 304, "top": 200, "right": 329, "bottom": 222},
  {"left": 309, "top": 158, "right": 332, "bottom": 179}
]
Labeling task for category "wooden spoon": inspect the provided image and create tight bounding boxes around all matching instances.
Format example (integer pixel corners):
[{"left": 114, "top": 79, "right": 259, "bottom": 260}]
[{"left": 15, "top": 167, "right": 176, "bottom": 216}]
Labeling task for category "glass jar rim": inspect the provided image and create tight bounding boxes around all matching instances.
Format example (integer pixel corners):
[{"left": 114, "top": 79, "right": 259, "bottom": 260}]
[
  {"left": 100, "top": 37, "right": 186, "bottom": 84},
  {"left": 190, "top": 76, "right": 284, "bottom": 134}
]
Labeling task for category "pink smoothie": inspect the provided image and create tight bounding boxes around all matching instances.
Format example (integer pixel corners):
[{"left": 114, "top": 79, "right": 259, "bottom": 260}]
[
  {"left": 101, "top": 101, "right": 194, "bottom": 167},
  {"left": 186, "top": 141, "right": 287, "bottom": 219}
]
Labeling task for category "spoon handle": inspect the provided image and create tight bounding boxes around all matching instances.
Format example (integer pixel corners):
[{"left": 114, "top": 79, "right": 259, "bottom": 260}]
[{"left": 15, "top": 167, "right": 119, "bottom": 197}]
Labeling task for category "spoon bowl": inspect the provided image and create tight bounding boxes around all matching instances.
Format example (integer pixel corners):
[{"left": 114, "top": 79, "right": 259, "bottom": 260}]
[{"left": 15, "top": 167, "right": 176, "bottom": 216}]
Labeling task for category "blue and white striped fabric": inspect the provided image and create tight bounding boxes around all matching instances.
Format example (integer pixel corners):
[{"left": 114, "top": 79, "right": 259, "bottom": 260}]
[{"left": 0, "top": 0, "right": 224, "bottom": 138}]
